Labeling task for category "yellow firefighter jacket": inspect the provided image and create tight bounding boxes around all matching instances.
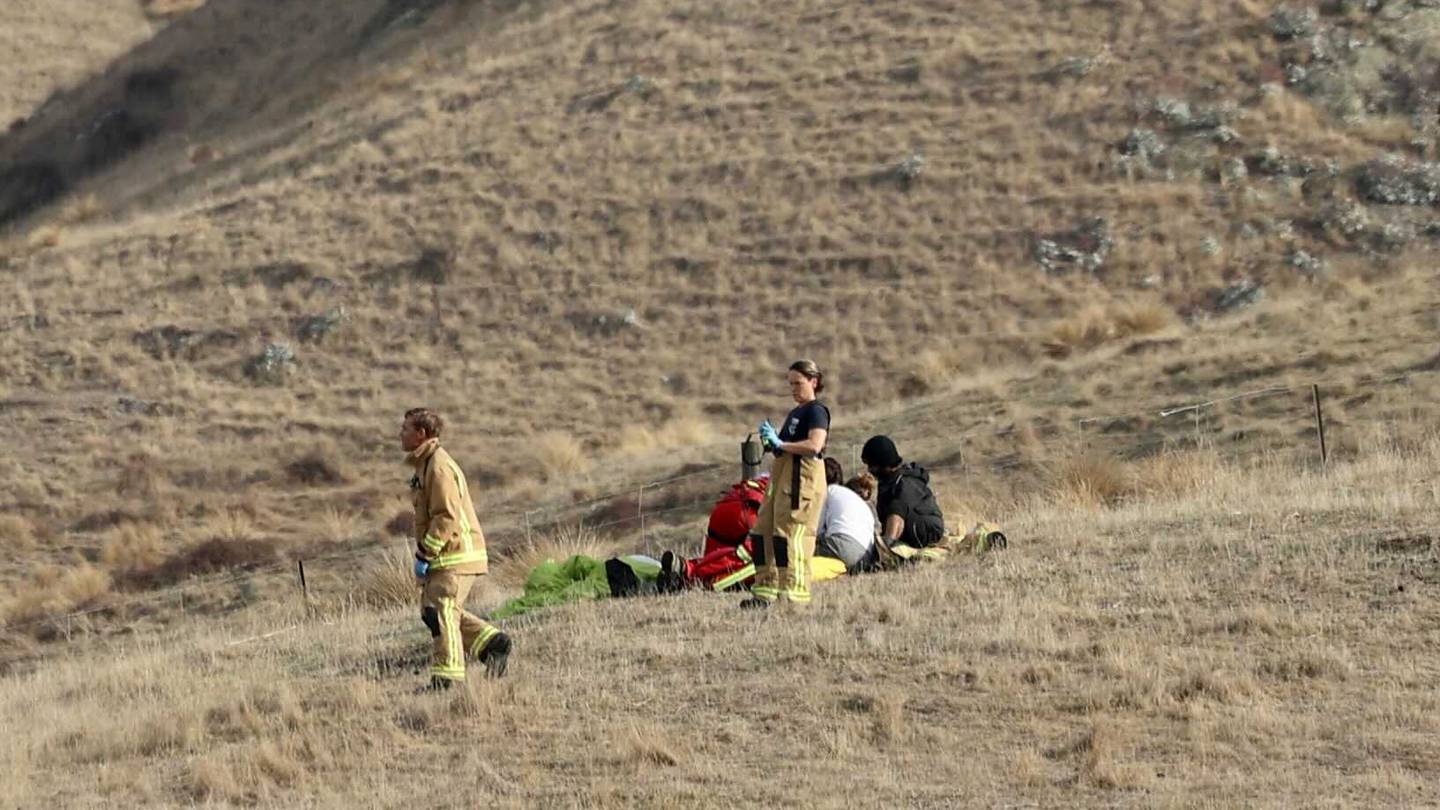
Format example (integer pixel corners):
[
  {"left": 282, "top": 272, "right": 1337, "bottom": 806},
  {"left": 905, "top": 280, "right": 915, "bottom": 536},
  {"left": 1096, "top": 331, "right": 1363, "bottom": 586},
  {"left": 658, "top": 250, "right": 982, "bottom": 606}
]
[{"left": 407, "top": 438, "right": 488, "bottom": 575}]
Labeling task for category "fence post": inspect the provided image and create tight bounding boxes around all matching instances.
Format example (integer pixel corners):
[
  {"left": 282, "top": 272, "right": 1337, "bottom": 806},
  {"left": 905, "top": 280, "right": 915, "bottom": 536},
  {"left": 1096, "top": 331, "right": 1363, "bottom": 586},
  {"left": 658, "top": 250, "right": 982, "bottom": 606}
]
[
  {"left": 296, "top": 559, "right": 309, "bottom": 602},
  {"left": 524, "top": 510, "right": 533, "bottom": 546},
  {"left": 1312, "top": 384, "right": 1328, "bottom": 464},
  {"left": 638, "top": 485, "right": 647, "bottom": 557}
]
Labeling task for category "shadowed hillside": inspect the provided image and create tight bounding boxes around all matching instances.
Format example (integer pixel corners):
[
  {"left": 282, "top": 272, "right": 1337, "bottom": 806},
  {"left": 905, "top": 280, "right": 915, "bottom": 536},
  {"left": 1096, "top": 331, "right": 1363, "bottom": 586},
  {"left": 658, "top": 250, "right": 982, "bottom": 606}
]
[
  {"left": 0, "top": 0, "right": 542, "bottom": 226},
  {"left": 0, "top": 1, "right": 156, "bottom": 128}
]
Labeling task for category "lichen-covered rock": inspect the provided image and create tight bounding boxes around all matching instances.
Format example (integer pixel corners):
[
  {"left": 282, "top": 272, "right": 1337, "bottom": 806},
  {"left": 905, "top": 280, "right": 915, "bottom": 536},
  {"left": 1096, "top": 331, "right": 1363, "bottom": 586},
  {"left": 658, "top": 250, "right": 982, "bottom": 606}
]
[
  {"left": 1213, "top": 280, "right": 1265, "bottom": 313},
  {"left": 1287, "top": 249, "right": 1330, "bottom": 276},
  {"left": 1355, "top": 155, "right": 1440, "bottom": 205},
  {"left": 246, "top": 343, "right": 296, "bottom": 385},
  {"left": 294, "top": 307, "right": 348, "bottom": 344},
  {"left": 1035, "top": 218, "right": 1112, "bottom": 274},
  {"left": 1119, "top": 128, "right": 1165, "bottom": 161},
  {"left": 1270, "top": 6, "right": 1319, "bottom": 41},
  {"left": 1321, "top": 199, "right": 1370, "bottom": 238}
]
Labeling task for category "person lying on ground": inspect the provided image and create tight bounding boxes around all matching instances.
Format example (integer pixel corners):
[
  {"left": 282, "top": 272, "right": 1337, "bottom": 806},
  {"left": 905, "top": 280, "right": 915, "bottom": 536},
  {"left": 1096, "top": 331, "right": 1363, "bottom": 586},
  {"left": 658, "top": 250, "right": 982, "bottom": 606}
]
[
  {"left": 490, "top": 553, "right": 665, "bottom": 619},
  {"left": 658, "top": 538, "right": 847, "bottom": 593}
]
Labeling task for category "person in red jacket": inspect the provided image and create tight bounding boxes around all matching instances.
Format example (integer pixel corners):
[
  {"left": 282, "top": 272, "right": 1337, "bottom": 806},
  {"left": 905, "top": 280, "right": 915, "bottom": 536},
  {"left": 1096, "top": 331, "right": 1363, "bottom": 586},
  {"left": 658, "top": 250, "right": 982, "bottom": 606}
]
[
  {"left": 658, "top": 475, "right": 769, "bottom": 591},
  {"left": 703, "top": 475, "right": 769, "bottom": 554}
]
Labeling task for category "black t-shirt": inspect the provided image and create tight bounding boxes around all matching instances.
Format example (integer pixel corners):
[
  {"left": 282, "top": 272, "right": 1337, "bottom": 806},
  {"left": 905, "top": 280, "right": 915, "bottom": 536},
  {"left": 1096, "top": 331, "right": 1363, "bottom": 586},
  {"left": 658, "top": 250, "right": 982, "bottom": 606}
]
[{"left": 779, "top": 400, "right": 830, "bottom": 453}]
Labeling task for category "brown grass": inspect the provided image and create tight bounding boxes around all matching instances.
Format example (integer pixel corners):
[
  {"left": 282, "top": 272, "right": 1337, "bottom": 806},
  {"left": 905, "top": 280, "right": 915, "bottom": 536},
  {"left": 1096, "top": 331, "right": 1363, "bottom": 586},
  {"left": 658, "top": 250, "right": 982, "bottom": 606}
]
[
  {"left": 0, "top": 515, "right": 35, "bottom": 551},
  {"left": 1050, "top": 450, "right": 1133, "bottom": 508},
  {"left": 352, "top": 548, "right": 419, "bottom": 609},
  {"left": 0, "top": 0, "right": 1436, "bottom": 625},
  {"left": 285, "top": 444, "right": 347, "bottom": 486},
  {"left": 121, "top": 535, "right": 279, "bottom": 590},
  {"left": 529, "top": 431, "right": 592, "bottom": 483},
  {"left": 24, "top": 226, "right": 61, "bottom": 251},
  {"left": 491, "top": 522, "right": 626, "bottom": 593},
  {"left": 1045, "top": 302, "right": 1175, "bottom": 358},
  {"left": 1076, "top": 719, "right": 1141, "bottom": 790},
  {"left": 2, "top": 0, "right": 1440, "bottom": 803},
  {"left": 99, "top": 523, "right": 167, "bottom": 576},
  {"left": 1, "top": 565, "right": 112, "bottom": 629},
  {"left": 2, "top": 442, "right": 1436, "bottom": 806}
]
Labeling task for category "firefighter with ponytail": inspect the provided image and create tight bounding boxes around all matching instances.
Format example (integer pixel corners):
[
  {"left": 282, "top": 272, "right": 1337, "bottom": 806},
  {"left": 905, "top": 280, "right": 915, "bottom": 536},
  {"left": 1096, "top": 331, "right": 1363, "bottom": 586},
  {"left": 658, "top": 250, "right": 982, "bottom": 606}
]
[{"left": 740, "top": 360, "right": 831, "bottom": 609}]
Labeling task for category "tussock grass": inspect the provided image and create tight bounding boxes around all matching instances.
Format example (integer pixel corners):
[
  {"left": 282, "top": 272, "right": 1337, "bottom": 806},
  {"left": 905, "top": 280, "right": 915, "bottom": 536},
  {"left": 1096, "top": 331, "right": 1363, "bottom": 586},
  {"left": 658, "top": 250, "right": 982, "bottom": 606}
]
[
  {"left": 1, "top": 565, "right": 112, "bottom": 629},
  {"left": 352, "top": 548, "right": 419, "bottom": 610},
  {"left": 4, "top": 443, "right": 1436, "bottom": 806},
  {"left": 4, "top": 0, "right": 1440, "bottom": 801},
  {"left": 99, "top": 523, "right": 167, "bottom": 576},
  {"left": 286, "top": 443, "right": 347, "bottom": 486},
  {"left": 1045, "top": 301, "right": 1175, "bottom": 358},
  {"left": 122, "top": 535, "right": 278, "bottom": 590},
  {"left": 1050, "top": 450, "right": 1133, "bottom": 507},
  {"left": 491, "top": 522, "right": 626, "bottom": 593},
  {"left": 0, "top": 515, "right": 35, "bottom": 551},
  {"left": 1129, "top": 447, "right": 1222, "bottom": 499},
  {"left": 529, "top": 431, "right": 592, "bottom": 482},
  {"left": 615, "top": 413, "right": 717, "bottom": 457},
  {"left": 1076, "top": 719, "right": 1141, "bottom": 790}
]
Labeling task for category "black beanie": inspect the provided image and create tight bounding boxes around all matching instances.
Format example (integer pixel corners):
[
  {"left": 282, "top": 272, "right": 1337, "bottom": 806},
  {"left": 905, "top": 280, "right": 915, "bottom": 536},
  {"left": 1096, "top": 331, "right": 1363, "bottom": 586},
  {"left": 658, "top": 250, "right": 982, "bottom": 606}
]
[{"left": 861, "top": 435, "right": 902, "bottom": 468}]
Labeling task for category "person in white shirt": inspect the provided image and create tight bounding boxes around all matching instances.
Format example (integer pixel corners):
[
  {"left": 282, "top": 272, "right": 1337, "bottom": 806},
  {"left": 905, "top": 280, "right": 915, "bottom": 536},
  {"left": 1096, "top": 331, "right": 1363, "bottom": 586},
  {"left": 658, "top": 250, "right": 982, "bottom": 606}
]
[{"left": 816, "top": 458, "right": 879, "bottom": 572}]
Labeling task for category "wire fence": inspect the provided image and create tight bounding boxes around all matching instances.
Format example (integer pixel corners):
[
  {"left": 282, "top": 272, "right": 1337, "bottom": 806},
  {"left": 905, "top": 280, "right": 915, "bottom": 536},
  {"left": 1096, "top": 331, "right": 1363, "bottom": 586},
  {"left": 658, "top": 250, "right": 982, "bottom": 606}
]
[{"left": 2, "top": 364, "right": 1432, "bottom": 641}]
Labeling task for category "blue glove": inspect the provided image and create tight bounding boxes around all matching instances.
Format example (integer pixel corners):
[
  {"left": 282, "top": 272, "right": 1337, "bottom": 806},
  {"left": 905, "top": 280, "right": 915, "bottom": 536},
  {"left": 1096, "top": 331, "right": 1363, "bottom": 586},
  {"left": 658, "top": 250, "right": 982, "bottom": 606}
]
[
  {"left": 759, "top": 420, "right": 782, "bottom": 451},
  {"left": 414, "top": 558, "right": 430, "bottom": 579}
]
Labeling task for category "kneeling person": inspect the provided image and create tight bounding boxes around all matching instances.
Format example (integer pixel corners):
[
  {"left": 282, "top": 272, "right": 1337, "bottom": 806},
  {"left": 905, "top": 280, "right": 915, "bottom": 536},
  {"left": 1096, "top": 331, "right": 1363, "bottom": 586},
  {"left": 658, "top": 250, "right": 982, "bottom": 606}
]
[
  {"left": 401, "top": 408, "right": 512, "bottom": 691},
  {"left": 861, "top": 435, "right": 945, "bottom": 561},
  {"left": 815, "top": 459, "right": 878, "bottom": 572}
]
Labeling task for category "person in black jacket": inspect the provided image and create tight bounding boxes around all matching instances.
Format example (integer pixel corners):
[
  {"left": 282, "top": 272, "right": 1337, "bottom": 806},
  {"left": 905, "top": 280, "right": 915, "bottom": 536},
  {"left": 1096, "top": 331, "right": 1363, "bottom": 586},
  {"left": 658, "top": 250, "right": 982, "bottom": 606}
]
[{"left": 860, "top": 435, "right": 944, "bottom": 552}]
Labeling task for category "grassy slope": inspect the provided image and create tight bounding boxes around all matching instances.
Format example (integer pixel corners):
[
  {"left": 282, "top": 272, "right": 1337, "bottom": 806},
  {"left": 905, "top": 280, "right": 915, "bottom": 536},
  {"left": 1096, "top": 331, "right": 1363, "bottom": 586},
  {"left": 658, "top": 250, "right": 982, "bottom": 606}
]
[
  {"left": 0, "top": 0, "right": 154, "bottom": 125},
  {"left": 2, "top": 442, "right": 1437, "bottom": 807},
  {"left": 3, "top": 0, "right": 1438, "bottom": 609},
  {"left": 0, "top": 0, "right": 1438, "bottom": 800}
]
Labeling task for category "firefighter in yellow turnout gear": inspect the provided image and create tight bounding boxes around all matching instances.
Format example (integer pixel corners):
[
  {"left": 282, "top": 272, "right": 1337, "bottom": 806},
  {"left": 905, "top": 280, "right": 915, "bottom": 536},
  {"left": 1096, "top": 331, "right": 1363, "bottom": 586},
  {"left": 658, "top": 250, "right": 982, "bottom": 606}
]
[
  {"left": 400, "top": 409, "right": 512, "bottom": 691},
  {"left": 741, "top": 360, "right": 831, "bottom": 609}
]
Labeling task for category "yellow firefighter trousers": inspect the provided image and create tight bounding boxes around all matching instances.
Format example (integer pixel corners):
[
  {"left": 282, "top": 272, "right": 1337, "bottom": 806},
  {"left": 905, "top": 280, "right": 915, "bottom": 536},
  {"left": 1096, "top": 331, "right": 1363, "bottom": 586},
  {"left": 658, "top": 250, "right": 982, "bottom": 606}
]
[
  {"left": 750, "top": 451, "right": 826, "bottom": 604},
  {"left": 420, "top": 568, "right": 502, "bottom": 682}
]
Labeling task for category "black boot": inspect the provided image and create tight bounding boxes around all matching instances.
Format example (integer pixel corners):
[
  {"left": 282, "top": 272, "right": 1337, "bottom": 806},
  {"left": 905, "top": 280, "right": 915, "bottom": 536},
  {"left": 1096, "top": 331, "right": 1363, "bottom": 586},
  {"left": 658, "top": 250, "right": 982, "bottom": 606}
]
[
  {"left": 478, "top": 633, "right": 512, "bottom": 678},
  {"left": 657, "top": 551, "right": 684, "bottom": 593}
]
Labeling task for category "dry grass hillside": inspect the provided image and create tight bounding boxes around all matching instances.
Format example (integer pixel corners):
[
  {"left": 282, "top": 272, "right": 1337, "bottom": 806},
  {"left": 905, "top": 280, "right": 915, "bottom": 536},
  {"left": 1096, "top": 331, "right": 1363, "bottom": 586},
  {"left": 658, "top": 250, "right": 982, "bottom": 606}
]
[
  {"left": 2, "top": 440, "right": 1437, "bottom": 807},
  {"left": 0, "top": 0, "right": 157, "bottom": 126},
  {"left": 1, "top": 0, "right": 1439, "bottom": 792},
  {"left": 3, "top": 0, "right": 1439, "bottom": 631}
]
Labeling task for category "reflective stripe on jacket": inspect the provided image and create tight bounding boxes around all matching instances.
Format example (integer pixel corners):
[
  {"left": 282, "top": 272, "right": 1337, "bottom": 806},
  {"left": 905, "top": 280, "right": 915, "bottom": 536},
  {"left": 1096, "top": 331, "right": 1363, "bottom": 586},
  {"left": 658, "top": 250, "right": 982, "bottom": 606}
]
[{"left": 407, "top": 439, "right": 488, "bottom": 575}]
